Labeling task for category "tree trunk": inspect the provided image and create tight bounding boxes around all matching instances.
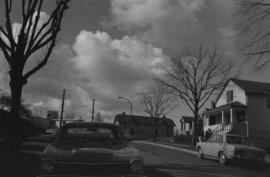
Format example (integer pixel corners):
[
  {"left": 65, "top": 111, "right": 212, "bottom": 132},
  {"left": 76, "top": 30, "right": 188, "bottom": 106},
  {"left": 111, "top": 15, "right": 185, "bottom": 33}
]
[
  {"left": 153, "top": 117, "right": 157, "bottom": 142},
  {"left": 191, "top": 106, "right": 199, "bottom": 146},
  {"left": 10, "top": 77, "right": 23, "bottom": 118},
  {"left": 6, "top": 72, "right": 26, "bottom": 163}
]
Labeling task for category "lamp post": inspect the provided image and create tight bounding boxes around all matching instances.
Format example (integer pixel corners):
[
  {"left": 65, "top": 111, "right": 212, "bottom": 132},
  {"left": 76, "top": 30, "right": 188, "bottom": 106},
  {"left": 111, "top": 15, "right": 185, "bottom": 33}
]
[{"left": 118, "top": 96, "right": 133, "bottom": 133}]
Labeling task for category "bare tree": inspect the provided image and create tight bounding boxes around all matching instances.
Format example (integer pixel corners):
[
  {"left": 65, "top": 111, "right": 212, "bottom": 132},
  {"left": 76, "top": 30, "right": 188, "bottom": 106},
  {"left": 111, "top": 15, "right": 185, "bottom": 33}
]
[
  {"left": 138, "top": 83, "right": 176, "bottom": 142},
  {"left": 0, "top": 0, "right": 70, "bottom": 117},
  {"left": 95, "top": 112, "right": 104, "bottom": 123},
  {"left": 155, "top": 46, "right": 234, "bottom": 146},
  {"left": 236, "top": 0, "right": 270, "bottom": 68},
  {"left": 139, "top": 83, "right": 176, "bottom": 118}
]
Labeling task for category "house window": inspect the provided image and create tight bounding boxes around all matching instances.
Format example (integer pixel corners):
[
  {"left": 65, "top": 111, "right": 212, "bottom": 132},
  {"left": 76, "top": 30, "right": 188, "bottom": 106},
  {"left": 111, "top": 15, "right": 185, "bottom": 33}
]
[
  {"left": 267, "top": 98, "right": 270, "bottom": 109},
  {"left": 226, "top": 90, "right": 233, "bottom": 103}
]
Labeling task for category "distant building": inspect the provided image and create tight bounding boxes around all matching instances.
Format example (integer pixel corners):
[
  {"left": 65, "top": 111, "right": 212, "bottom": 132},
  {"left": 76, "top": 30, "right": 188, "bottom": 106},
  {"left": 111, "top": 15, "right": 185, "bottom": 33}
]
[
  {"left": 179, "top": 116, "right": 204, "bottom": 135},
  {"left": 114, "top": 112, "right": 175, "bottom": 139},
  {"left": 179, "top": 116, "right": 193, "bottom": 134},
  {"left": 203, "top": 78, "right": 270, "bottom": 148}
]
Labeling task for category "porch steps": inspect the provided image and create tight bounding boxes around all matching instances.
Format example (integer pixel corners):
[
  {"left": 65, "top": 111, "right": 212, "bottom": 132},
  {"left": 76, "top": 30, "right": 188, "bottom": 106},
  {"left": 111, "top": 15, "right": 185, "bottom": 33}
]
[
  {"left": 213, "top": 124, "right": 232, "bottom": 135},
  {"left": 212, "top": 123, "right": 247, "bottom": 136}
]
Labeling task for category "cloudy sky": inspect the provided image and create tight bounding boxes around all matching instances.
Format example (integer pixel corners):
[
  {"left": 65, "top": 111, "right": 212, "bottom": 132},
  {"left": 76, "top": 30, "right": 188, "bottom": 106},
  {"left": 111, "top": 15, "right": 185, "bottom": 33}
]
[{"left": 0, "top": 0, "right": 270, "bottom": 124}]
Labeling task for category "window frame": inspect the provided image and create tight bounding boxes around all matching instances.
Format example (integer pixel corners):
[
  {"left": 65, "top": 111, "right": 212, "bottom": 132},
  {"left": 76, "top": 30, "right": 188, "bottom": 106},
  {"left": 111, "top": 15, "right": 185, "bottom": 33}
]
[{"left": 226, "top": 90, "right": 233, "bottom": 103}]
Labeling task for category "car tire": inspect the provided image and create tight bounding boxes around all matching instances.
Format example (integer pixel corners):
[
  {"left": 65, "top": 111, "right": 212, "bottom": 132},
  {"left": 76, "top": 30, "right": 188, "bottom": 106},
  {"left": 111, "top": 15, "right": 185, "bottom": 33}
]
[
  {"left": 219, "top": 152, "right": 227, "bottom": 165},
  {"left": 197, "top": 147, "right": 204, "bottom": 159}
]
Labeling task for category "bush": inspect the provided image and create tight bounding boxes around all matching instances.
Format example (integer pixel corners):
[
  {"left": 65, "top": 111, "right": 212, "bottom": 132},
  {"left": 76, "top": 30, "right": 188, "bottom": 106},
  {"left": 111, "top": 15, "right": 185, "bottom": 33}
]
[{"left": 174, "top": 134, "right": 192, "bottom": 145}]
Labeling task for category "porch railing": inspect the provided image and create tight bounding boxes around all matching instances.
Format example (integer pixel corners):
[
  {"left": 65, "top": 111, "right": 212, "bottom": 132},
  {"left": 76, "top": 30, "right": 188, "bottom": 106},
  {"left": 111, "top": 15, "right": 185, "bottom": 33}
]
[{"left": 212, "top": 122, "right": 247, "bottom": 136}]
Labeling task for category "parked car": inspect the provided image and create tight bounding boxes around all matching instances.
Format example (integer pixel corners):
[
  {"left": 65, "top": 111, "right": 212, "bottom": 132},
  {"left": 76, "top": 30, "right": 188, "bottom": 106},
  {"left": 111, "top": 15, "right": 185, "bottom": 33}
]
[
  {"left": 37, "top": 122, "right": 146, "bottom": 177},
  {"left": 196, "top": 134, "right": 266, "bottom": 164}
]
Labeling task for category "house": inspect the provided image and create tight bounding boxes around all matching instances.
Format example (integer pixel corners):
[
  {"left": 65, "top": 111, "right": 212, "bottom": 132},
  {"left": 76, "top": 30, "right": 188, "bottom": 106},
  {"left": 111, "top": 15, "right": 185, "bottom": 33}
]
[
  {"left": 114, "top": 112, "right": 175, "bottom": 139},
  {"left": 203, "top": 78, "right": 270, "bottom": 148},
  {"left": 179, "top": 116, "right": 204, "bottom": 135},
  {"left": 179, "top": 116, "right": 193, "bottom": 134}
]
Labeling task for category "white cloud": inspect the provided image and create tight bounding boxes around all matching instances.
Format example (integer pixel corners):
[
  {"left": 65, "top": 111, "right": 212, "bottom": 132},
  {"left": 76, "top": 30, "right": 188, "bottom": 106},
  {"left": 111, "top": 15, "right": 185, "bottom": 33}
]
[
  {"left": 0, "top": 11, "right": 50, "bottom": 47},
  {"left": 72, "top": 30, "right": 169, "bottom": 98},
  {"left": 109, "top": 0, "right": 236, "bottom": 52},
  {"left": 111, "top": 0, "right": 203, "bottom": 30}
]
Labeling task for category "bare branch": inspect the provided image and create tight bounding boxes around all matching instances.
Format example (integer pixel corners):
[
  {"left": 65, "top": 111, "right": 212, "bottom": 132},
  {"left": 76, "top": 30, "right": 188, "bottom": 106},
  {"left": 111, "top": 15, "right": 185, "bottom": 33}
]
[
  {"left": 236, "top": 0, "right": 270, "bottom": 69},
  {"left": 138, "top": 82, "right": 176, "bottom": 118}
]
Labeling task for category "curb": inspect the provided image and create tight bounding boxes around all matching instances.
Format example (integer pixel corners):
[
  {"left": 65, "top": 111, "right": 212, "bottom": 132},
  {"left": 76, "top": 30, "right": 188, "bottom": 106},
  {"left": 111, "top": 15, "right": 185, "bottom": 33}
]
[{"left": 133, "top": 140, "right": 197, "bottom": 156}]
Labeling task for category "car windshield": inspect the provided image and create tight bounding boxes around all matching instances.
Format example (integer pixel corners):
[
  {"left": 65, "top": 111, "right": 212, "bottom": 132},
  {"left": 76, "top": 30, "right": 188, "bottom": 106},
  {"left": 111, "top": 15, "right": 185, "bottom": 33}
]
[
  {"left": 226, "top": 135, "right": 251, "bottom": 145},
  {"left": 55, "top": 126, "right": 125, "bottom": 149}
]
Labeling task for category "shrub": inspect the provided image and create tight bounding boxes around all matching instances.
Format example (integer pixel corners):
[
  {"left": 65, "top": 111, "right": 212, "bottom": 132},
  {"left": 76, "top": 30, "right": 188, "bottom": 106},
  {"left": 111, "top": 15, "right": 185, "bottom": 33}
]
[{"left": 174, "top": 134, "right": 192, "bottom": 145}]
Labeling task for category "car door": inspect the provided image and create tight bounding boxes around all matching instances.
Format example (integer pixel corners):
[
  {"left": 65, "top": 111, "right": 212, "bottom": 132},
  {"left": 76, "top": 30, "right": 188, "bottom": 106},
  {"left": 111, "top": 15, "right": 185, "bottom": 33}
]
[
  {"left": 210, "top": 135, "right": 223, "bottom": 158},
  {"left": 203, "top": 135, "right": 215, "bottom": 157}
]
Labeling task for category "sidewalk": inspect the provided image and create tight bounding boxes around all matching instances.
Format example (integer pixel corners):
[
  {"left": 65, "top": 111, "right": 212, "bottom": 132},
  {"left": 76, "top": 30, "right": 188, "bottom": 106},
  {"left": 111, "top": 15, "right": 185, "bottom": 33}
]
[
  {"left": 134, "top": 140, "right": 197, "bottom": 156},
  {"left": 135, "top": 140, "right": 270, "bottom": 163}
]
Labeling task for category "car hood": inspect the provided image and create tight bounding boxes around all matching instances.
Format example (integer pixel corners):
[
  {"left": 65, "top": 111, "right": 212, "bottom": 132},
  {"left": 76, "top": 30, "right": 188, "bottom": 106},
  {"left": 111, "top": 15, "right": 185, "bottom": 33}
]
[
  {"left": 232, "top": 144, "right": 265, "bottom": 152},
  {"left": 42, "top": 142, "right": 142, "bottom": 163}
]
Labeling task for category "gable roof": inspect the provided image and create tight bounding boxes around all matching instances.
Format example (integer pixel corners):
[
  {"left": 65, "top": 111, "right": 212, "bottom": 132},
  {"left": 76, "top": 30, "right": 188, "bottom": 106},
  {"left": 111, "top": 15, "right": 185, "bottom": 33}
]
[
  {"left": 231, "top": 78, "right": 270, "bottom": 95},
  {"left": 114, "top": 114, "right": 175, "bottom": 127},
  {"left": 215, "top": 78, "right": 270, "bottom": 103},
  {"left": 180, "top": 116, "right": 194, "bottom": 123}
]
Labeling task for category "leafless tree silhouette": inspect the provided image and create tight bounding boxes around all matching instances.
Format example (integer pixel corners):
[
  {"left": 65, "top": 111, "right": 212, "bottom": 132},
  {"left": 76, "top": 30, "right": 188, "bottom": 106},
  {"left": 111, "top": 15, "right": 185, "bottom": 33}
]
[
  {"left": 236, "top": 0, "right": 270, "bottom": 68},
  {"left": 155, "top": 46, "right": 234, "bottom": 146},
  {"left": 138, "top": 83, "right": 176, "bottom": 142},
  {"left": 0, "top": 0, "right": 70, "bottom": 117},
  {"left": 139, "top": 83, "right": 176, "bottom": 118}
]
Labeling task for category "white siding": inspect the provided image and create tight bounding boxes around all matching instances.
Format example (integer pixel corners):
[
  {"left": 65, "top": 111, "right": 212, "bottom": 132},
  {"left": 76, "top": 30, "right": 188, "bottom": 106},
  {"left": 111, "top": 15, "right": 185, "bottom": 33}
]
[{"left": 216, "top": 81, "right": 247, "bottom": 107}]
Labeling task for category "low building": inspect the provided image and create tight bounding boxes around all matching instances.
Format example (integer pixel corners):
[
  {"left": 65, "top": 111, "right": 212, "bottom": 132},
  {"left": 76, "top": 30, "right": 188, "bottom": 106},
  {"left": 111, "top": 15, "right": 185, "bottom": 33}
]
[
  {"left": 203, "top": 78, "right": 270, "bottom": 148},
  {"left": 179, "top": 116, "right": 193, "bottom": 135},
  {"left": 179, "top": 116, "right": 204, "bottom": 135},
  {"left": 114, "top": 112, "right": 175, "bottom": 139}
]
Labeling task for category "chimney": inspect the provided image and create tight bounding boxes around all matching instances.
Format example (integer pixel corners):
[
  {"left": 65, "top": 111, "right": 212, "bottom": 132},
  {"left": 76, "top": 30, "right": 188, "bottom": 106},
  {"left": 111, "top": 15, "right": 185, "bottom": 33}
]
[
  {"left": 162, "top": 115, "right": 166, "bottom": 119},
  {"left": 122, "top": 112, "right": 126, "bottom": 115}
]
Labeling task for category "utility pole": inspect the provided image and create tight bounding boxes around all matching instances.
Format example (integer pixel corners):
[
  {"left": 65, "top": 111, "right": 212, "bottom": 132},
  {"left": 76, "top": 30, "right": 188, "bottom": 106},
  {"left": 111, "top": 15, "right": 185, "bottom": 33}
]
[
  {"left": 91, "top": 99, "right": 95, "bottom": 122},
  {"left": 59, "top": 89, "right": 66, "bottom": 129}
]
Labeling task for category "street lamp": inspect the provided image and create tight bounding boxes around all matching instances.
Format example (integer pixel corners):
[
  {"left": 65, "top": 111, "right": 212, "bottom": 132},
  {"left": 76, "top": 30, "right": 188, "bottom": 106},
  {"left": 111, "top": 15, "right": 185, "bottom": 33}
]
[{"left": 118, "top": 96, "right": 133, "bottom": 132}]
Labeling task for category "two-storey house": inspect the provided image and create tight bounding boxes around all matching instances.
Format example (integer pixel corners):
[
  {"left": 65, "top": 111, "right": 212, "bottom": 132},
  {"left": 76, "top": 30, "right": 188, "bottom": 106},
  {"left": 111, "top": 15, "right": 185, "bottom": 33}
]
[{"left": 203, "top": 78, "right": 270, "bottom": 148}]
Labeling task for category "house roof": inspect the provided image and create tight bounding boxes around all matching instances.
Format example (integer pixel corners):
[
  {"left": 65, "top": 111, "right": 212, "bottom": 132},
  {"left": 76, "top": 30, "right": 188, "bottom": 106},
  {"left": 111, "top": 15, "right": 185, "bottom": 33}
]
[
  {"left": 231, "top": 78, "right": 270, "bottom": 95},
  {"left": 215, "top": 78, "right": 270, "bottom": 104},
  {"left": 180, "top": 116, "right": 194, "bottom": 123},
  {"left": 114, "top": 114, "right": 175, "bottom": 127},
  {"left": 206, "top": 101, "right": 247, "bottom": 115}
]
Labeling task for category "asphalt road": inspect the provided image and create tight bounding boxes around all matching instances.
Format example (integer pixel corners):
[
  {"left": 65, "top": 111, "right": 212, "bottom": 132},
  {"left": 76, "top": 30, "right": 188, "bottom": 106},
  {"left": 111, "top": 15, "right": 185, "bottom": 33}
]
[{"left": 133, "top": 141, "right": 270, "bottom": 177}]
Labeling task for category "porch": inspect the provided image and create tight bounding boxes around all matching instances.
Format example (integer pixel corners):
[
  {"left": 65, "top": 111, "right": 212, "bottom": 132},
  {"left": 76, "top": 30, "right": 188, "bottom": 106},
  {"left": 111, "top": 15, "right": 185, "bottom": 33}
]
[{"left": 204, "top": 102, "right": 248, "bottom": 136}]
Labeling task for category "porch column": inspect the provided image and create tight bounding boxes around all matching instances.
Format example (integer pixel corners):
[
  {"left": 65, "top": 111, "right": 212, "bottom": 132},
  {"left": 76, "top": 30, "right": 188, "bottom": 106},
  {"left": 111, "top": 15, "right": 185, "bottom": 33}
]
[
  {"left": 230, "top": 108, "right": 233, "bottom": 123},
  {"left": 221, "top": 110, "right": 224, "bottom": 124}
]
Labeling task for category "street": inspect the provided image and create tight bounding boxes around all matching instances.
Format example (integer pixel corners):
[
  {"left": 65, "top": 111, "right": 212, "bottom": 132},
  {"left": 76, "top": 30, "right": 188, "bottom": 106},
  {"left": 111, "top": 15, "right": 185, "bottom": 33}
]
[
  {"left": 1, "top": 140, "right": 269, "bottom": 177},
  {"left": 133, "top": 141, "right": 270, "bottom": 177}
]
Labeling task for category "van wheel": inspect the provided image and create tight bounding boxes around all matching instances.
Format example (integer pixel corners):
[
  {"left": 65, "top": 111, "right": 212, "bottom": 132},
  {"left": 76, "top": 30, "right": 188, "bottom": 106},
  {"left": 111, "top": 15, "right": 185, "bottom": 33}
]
[
  {"left": 197, "top": 147, "right": 204, "bottom": 159},
  {"left": 219, "top": 152, "right": 227, "bottom": 165}
]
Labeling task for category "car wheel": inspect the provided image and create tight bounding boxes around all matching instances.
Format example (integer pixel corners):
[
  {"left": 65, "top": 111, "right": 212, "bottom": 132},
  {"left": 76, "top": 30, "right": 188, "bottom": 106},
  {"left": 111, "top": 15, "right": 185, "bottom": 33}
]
[
  {"left": 197, "top": 147, "right": 204, "bottom": 159},
  {"left": 219, "top": 152, "right": 227, "bottom": 165}
]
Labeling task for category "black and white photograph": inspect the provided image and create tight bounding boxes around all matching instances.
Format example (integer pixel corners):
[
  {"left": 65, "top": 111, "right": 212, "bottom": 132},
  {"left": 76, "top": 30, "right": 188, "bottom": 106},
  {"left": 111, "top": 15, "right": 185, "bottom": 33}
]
[{"left": 0, "top": 0, "right": 270, "bottom": 177}]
